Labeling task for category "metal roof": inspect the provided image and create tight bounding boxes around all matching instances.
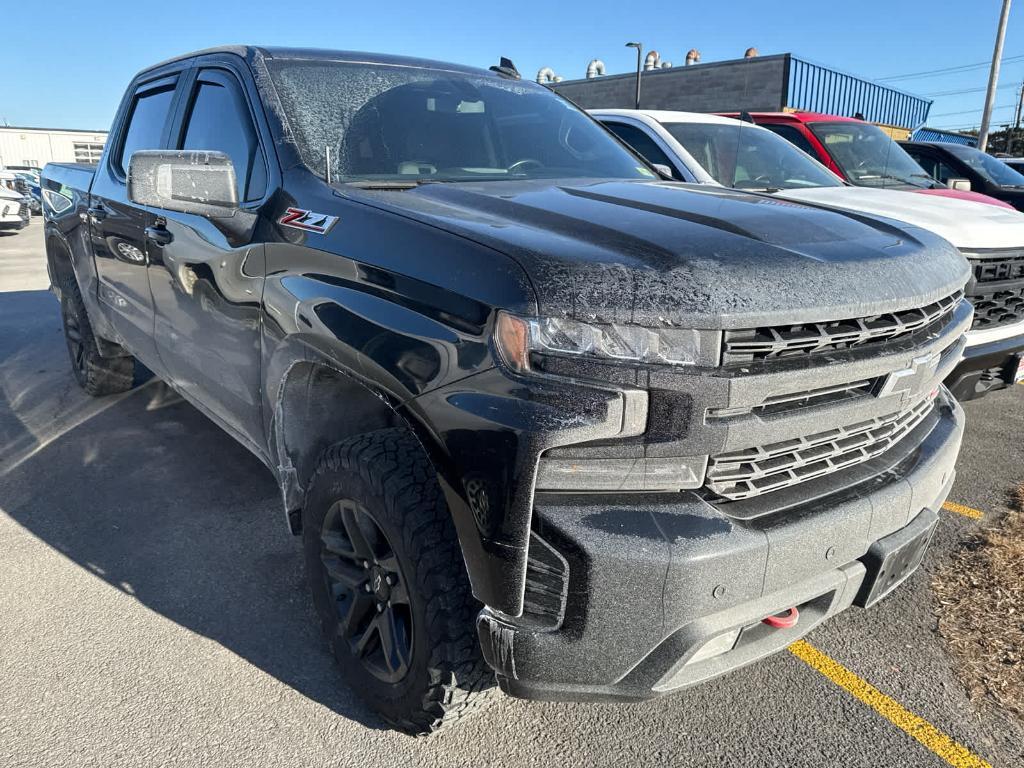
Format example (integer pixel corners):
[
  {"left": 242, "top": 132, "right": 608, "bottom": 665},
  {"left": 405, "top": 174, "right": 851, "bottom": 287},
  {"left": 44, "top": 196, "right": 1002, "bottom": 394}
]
[
  {"left": 786, "top": 56, "right": 932, "bottom": 130},
  {"left": 911, "top": 127, "right": 979, "bottom": 147}
]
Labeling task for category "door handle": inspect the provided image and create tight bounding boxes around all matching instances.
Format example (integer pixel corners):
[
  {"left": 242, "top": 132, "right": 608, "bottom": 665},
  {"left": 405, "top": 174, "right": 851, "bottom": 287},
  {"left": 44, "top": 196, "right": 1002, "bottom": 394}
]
[
  {"left": 86, "top": 204, "right": 107, "bottom": 222},
  {"left": 145, "top": 225, "right": 173, "bottom": 247}
]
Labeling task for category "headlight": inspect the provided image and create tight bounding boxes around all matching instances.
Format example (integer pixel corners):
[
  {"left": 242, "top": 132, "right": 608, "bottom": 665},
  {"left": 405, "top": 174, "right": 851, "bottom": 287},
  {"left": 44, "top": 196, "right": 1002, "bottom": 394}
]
[{"left": 495, "top": 311, "right": 719, "bottom": 371}]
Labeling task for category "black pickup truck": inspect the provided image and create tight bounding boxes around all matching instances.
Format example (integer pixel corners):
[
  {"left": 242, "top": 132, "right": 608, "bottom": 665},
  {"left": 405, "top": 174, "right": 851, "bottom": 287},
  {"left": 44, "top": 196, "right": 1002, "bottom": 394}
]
[{"left": 42, "top": 46, "right": 972, "bottom": 734}]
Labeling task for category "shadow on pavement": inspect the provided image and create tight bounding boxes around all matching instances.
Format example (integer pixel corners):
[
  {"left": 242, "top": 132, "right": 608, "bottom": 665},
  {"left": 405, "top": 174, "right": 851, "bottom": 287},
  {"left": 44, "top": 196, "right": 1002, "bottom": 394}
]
[{"left": 0, "top": 292, "right": 387, "bottom": 731}]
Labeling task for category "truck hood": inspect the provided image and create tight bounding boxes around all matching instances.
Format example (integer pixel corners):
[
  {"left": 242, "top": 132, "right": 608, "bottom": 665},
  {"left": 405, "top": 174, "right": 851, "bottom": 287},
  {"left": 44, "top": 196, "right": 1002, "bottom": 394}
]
[
  {"left": 914, "top": 188, "right": 1016, "bottom": 210},
  {"left": 349, "top": 179, "right": 969, "bottom": 329},
  {"left": 779, "top": 186, "right": 1024, "bottom": 250}
]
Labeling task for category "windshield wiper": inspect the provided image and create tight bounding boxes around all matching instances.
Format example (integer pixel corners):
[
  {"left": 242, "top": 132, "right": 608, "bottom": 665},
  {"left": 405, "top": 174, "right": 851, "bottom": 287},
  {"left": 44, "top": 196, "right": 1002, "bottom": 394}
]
[{"left": 341, "top": 180, "right": 426, "bottom": 190}]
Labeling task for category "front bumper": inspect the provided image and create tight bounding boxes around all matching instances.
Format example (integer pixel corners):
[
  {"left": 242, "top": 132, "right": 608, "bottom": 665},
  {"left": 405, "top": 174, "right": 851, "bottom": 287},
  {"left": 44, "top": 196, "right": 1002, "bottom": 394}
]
[
  {"left": 945, "top": 323, "right": 1024, "bottom": 401},
  {"left": 477, "top": 389, "right": 963, "bottom": 702},
  {"left": 0, "top": 199, "right": 31, "bottom": 230}
]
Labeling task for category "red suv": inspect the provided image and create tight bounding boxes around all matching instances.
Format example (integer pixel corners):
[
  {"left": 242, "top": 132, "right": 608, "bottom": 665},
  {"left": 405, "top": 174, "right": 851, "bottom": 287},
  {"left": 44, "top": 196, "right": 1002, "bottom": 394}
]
[{"left": 719, "top": 111, "right": 1013, "bottom": 209}]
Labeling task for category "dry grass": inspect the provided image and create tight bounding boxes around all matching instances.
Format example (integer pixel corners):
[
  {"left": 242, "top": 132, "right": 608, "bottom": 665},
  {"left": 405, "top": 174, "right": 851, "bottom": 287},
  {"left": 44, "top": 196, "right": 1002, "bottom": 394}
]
[{"left": 932, "top": 485, "right": 1024, "bottom": 718}]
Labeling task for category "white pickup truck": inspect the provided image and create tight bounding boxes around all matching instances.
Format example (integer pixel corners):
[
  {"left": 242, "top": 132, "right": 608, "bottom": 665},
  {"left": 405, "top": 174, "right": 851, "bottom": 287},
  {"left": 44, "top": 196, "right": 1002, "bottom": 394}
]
[{"left": 593, "top": 109, "right": 1024, "bottom": 401}]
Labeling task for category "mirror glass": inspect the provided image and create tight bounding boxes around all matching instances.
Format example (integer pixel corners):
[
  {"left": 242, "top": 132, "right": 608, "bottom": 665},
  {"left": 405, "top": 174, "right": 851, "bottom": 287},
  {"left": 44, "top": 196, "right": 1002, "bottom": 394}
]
[{"left": 128, "top": 150, "right": 238, "bottom": 218}]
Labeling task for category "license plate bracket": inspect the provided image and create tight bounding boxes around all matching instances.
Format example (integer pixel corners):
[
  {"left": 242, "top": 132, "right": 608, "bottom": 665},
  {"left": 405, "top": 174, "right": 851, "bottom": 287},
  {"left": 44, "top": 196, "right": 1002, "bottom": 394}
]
[{"left": 854, "top": 507, "right": 939, "bottom": 609}]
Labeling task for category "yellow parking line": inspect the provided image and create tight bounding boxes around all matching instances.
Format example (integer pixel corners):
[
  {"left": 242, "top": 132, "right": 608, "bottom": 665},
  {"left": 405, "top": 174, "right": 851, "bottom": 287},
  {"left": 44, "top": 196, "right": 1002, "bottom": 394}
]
[
  {"left": 789, "top": 640, "right": 991, "bottom": 768},
  {"left": 942, "top": 501, "right": 984, "bottom": 520}
]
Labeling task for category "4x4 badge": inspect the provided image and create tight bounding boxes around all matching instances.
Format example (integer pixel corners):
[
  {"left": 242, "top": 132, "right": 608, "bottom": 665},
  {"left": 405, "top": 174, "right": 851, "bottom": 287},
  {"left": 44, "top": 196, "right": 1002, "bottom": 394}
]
[{"left": 278, "top": 207, "right": 339, "bottom": 234}]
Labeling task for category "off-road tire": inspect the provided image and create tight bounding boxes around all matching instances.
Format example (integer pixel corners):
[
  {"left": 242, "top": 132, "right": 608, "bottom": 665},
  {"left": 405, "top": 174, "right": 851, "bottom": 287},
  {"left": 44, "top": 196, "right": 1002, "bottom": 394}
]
[
  {"left": 58, "top": 277, "right": 134, "bottom": 396},
  {"left": 302, "top": 428, "right": 496, "bottom": 735}
]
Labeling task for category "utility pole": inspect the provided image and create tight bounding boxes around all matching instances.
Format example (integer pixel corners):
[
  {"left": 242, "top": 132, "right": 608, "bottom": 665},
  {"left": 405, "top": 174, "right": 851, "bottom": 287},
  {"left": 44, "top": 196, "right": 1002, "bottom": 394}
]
[
  {"left": 1013, "top": 80, "right": 1024, "bottom": 155},
  {"left": 979, "top": 0, "right": 1013, "bottom": 151},
  {"left": 626, "top": 42, "right": 642, "bottom": 109}
]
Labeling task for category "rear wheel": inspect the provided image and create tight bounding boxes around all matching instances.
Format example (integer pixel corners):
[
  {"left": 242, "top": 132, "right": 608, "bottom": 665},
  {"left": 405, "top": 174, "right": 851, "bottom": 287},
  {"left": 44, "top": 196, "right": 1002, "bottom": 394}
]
[
  {"left": 302, "top": 428, "right": 495, "bottom": 734},
  {"left": 59, "top": 277, "right": 134, "bottom": 396}
]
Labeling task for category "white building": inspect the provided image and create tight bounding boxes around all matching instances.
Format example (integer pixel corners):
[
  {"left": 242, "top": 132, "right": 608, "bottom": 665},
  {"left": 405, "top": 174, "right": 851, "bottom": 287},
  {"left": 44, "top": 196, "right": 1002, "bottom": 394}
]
[{"left": 0, "top": 126, "right": 108, "bottom": 169}]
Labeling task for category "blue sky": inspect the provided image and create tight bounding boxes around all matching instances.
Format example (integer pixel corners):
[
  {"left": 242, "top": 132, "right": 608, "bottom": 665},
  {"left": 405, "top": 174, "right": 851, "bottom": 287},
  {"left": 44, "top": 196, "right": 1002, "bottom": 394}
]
[{"left": 2, "top": 1, "right": 1023, "bottom": 132}]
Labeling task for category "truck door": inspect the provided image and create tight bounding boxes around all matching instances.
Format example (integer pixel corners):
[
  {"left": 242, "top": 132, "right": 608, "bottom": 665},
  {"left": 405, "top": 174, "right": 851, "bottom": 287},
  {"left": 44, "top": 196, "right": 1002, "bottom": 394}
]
[
  {"left": 147, "top": 66, "right": 270, "bottom": 451},
  {"left": 89, "top": 74, "right": 182, "bottom": 370}
]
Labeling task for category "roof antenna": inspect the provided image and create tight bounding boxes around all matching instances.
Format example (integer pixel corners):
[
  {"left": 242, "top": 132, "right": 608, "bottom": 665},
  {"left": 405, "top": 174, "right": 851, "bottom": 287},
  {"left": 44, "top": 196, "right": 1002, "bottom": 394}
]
[
  {"left": 739, "top": 110, "right": 755, "bottom": 124},
  {"left": 490, "top": 57, "right": 521, "bottom": 80},
  {"left": 324, "top": 145, "right": 332, "bottom": 184},
  {"left": 853, "top": 111, "right": 865, "bottom": 121}
]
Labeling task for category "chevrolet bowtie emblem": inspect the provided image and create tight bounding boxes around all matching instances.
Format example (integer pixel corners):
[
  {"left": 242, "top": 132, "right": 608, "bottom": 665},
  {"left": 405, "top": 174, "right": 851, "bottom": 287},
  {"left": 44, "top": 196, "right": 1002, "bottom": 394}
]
[{"left": 877, "top": 352, "right": 941, "bottom": 400}]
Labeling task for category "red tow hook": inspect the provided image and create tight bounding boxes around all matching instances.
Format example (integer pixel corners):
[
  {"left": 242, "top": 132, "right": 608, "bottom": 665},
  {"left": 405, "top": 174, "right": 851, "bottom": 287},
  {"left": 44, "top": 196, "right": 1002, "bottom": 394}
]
[{"left": 762, "top": 607, "right": 800, "bottom": 629}]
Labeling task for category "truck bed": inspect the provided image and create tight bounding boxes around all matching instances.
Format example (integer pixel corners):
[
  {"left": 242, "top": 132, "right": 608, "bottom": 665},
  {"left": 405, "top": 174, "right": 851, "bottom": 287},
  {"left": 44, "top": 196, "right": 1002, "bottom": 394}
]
[{"left": 41, "top": 162, "right": 96, "bottom": 195}]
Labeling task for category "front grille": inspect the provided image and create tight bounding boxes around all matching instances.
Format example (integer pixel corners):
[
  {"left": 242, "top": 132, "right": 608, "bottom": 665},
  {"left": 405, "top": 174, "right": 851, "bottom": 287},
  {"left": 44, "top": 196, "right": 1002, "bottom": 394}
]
[
  {"left": 721, "top": 292, "right": 962, "bottom": 366},
  {"left": 969, "top": 250, "right": 1024, "bottom": 285},
  {"left": 964, "top": 250, "right": 1024, "bottom": 329},
  {"left": 705, "top": 395, "right": 936, "bottom": 501},
  {"left": 707, "top": 377, "right": 881, "bottom": 421},
  {"left": 971, "top": 287, "right": 1024, "bottom": 328}
]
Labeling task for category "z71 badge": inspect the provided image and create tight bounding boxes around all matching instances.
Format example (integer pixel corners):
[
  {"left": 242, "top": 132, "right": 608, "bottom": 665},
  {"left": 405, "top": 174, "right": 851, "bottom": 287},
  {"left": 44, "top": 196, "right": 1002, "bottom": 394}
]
[{"left": 278, "top": 207, "right": 339, "bottom": 234}]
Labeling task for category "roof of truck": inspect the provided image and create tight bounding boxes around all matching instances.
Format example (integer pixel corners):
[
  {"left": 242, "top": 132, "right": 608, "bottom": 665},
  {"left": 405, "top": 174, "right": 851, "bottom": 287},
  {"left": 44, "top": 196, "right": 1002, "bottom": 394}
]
[
  {"left": 146, "top": 45, "right": 494, "bottom": 78},
  {"left": 718, "top": 111, "right": 862, "bottom": 124},
  {"left": 592, "top": 109, "right": 747, "bottom": 127}
]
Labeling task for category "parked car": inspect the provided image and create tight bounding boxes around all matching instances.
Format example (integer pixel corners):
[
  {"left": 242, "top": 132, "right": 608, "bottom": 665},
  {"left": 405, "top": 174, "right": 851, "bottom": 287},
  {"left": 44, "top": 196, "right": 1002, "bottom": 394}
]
[
  {"left": 0, "top": 171, "right": 31, "bottom": 231},
  {"left": 900, "top": 141, "right": 1024, "bottom": 211},
  {"left": 0, "top": 169, "right": 29, "bottom": 196},
  {"left": 12, "top": 172, "right": 42, "bottom": 215},
  {"left": 721, "top": 111, "right": 1014, "bottom": 209},
  {"left": 594, "top": 109, "right": 1024, "bottom": 400},
  {"left": 1003, "top": 157, "right": 1024, "bottom": 175},
  {"left": 0, "top": 188, "right": 30, "bottom": 231},
  {"left": 43, "top": 46, "right": 971, "bottom": 734}
]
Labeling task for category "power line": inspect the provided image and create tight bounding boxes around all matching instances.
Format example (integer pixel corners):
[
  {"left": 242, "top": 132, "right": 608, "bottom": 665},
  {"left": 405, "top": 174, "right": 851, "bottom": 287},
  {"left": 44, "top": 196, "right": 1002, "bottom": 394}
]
[
  {"left": 924, "top": 82, "right": 1018, "bottom": 97},
  {"left": 930, "top": 102, "right": 1017, "bottom": 118},
  {"left": 879, "top": 53, "right": 1024, "bottom": 81}
]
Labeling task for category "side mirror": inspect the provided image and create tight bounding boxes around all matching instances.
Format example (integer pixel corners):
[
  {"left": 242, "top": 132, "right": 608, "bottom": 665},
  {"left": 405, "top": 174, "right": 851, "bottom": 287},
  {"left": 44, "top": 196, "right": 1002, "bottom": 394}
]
[
  {"left": 652, "top": 163, "right": 675, "bottom": 179},
  {"left": 128, "top": 150, "right": 239, "bottom": 218},
  {"left": 947, "top": 178, "right": 972, "bottom": 192}
]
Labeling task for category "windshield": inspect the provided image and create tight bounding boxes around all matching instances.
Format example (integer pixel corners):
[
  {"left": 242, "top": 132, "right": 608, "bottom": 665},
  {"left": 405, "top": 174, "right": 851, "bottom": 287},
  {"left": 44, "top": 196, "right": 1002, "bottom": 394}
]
[
  {"left": 663, "top": 121, "right": 842, "bottom": 190},
  {"left": 266, "top": 60, "right": 654, "bottom": 183},
  {"left": 808, "top": 122, "right": 934, "bottom": 189},
  {"left": 943, "top": 144, "right": 1024, "bottom": 187}
]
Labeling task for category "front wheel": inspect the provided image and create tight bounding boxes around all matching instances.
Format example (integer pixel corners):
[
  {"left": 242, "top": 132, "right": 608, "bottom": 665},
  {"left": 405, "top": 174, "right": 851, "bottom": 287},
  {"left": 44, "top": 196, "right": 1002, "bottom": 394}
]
[{"left": 302, "top": 428, "right": 495, "bottom": 734}]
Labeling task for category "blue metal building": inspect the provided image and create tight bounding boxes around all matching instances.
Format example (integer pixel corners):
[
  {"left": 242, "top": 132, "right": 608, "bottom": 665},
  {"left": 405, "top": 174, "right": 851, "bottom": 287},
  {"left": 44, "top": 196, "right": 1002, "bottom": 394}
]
[
  {"left": 911, "top": 127, "right": 980, "bottom": 147},
  {"left": 553, "top": 53, "right": 933, "bottom": 131}
]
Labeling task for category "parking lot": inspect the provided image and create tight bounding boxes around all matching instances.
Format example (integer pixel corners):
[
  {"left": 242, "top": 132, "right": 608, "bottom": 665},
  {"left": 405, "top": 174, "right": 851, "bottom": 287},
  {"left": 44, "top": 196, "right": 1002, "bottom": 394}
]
[{"left": 0, "top": 218, "right": 1021, "bottom": 767}]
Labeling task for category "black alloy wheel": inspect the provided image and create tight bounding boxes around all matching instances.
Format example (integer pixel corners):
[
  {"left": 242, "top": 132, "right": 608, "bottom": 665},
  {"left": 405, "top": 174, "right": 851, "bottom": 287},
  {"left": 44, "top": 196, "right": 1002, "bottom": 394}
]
[
  {"left": 319, "top": 499, "right": 413, "bottom": 683},
  {"left": 61, "top": 297, "right": 88, "bottom": 382}
]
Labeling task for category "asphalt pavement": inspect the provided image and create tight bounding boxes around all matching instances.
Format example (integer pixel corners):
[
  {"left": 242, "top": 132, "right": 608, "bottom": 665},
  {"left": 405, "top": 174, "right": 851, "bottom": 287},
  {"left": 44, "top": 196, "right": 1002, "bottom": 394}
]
[{"left": 1, "top": 218, "right": 1021, "bottom": 767}]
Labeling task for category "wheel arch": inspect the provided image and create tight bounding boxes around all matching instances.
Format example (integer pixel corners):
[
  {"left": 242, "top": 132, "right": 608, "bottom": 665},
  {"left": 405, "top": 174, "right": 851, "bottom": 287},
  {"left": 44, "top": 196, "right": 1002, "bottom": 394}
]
[
  {"left": 44, "top": 229, "right": 76, "bottom": 293},
  {"left": 269, "top": 356, "right": 457, "bottom": 537}
]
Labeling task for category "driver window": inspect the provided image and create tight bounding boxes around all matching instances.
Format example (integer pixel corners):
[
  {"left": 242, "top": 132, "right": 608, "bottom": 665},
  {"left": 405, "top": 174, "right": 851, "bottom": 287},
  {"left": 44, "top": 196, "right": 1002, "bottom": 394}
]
[
  {"left": 910, "top": 152, "right": 937, "bottom": 179},
  {"left": 603, "top": 123, "right": 680, "bottom": 178},
  {"left": 179, "top": 71, "right": 267, "bottom": 200},
  {"left": 935, "top": 160, "right": 958, "bottom": 184}
]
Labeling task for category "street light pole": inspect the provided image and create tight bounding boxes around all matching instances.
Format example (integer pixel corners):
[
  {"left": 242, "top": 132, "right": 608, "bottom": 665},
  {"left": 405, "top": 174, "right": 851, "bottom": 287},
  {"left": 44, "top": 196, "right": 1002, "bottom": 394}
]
[
  {"left": 979, "top": 0, "right": 1013, "bottom": 151},
  {"left": 626, "top": 42, "right": 642, "bottom": 109}
]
